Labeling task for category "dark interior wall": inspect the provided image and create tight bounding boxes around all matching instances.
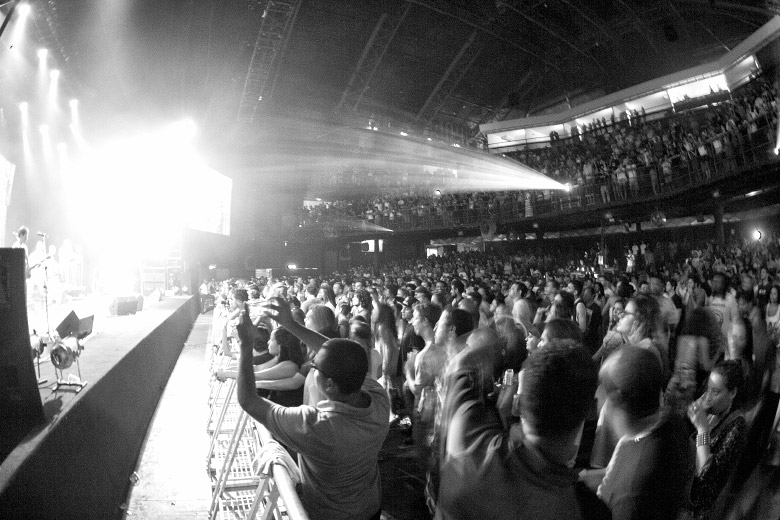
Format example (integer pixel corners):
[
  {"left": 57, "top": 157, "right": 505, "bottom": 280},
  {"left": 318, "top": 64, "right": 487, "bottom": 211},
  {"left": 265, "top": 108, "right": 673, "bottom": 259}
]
[{"left": 0, "top": 296, "right": 199, "bottom": 519}]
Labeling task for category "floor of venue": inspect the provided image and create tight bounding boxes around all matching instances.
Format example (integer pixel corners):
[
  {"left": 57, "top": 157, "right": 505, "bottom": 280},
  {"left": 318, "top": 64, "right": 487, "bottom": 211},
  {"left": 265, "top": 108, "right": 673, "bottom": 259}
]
[{"left": 122, "top": 310, "right": 429, "bottom": 520}]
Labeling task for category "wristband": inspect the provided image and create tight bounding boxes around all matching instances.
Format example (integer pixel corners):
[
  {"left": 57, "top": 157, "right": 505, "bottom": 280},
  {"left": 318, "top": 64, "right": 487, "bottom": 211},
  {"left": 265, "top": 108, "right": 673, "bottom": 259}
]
[{"left": 696, "top": 431, "right": 710, "bottom": 447}]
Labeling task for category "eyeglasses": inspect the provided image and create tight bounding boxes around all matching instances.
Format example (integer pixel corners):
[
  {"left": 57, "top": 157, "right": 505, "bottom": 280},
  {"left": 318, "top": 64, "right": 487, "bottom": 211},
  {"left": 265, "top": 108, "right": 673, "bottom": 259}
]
[
  {"left": 619, "top": 310, "right": 636, "bottom": 317},
  {"left": 310, "top": 361, "right": 334, "bottom": 380}
]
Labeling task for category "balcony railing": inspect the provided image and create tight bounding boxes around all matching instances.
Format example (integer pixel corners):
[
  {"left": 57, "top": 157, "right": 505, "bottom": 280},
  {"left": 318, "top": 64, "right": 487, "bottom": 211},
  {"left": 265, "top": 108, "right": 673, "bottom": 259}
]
[{"left": 299, "top": 111, "right": 777, "bottom": 236}]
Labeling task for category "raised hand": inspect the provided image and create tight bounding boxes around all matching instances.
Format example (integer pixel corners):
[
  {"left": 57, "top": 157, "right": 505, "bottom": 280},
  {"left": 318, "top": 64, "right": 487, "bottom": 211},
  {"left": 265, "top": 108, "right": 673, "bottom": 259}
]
[
  {"left": 236, "top": 302, "right": 259, "bottom": 351},
  {"left": 261, "top": 297, "right": 294, "bottom": 327}
]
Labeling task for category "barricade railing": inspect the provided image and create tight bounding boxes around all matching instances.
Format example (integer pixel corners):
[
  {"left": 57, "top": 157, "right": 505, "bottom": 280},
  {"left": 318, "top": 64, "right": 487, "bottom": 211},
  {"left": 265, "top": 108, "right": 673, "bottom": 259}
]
[{"left": 205, "top": 315, "right": 309, "bottom": 520}]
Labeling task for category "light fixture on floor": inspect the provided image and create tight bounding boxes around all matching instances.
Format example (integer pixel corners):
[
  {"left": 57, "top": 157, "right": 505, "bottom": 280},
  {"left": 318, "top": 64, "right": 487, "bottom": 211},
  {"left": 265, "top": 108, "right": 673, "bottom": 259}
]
[{"left": 50, "top": 312, "right": 94, "bottom": 393}]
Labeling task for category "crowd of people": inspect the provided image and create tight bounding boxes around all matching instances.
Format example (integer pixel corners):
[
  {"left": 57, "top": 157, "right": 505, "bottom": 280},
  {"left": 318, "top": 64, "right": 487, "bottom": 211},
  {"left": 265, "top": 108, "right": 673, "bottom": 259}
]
[
  {"left": 297, "top": 77, "right": 778, "bottom": 232},
  {"left": 207, "top": 227, "right": 780, "bottom": 520}
]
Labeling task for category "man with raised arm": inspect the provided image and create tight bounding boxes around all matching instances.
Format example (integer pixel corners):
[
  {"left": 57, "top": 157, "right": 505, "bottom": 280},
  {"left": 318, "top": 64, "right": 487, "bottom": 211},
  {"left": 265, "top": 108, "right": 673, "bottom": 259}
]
[
  {"left": 235, "top": 297, "right": 390, "bottom": 520},
  {"left": 436, "top": 333, "right": 608, "bottom": 519}
]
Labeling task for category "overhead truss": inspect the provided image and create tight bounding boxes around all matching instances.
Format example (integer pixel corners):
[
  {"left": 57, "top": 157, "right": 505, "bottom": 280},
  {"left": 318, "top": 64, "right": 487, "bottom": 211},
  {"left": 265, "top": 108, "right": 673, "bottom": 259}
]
[
  {"left": 416, "top": 30, "right": 482, "bottom": 126},
  {"left": 336, "top": 4, "right": 411, "bottom": 112},
  {"left": 237, "top": 0, "right": 302, "bottom": 123}
]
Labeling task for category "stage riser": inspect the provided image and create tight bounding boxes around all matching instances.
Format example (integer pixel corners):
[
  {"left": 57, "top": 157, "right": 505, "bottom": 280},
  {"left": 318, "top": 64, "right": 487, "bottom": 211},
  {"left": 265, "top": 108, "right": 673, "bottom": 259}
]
[{"left": 0, "top": 296, "right": 199, "bottom": 519}]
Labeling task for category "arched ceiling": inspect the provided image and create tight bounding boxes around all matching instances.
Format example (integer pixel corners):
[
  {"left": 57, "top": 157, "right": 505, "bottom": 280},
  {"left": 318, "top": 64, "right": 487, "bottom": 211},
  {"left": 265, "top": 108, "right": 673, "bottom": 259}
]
[
  {"left": 2, "top": 0, "right": 778, "bottom": 243},
  {"left": 5, "top": 0, "right": 776, "bottom": 146}
]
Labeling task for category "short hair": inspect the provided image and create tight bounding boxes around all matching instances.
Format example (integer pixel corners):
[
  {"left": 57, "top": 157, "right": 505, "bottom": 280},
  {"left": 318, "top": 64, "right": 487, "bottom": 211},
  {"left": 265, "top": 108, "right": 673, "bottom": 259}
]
[
  {"left": 354, "top": 289, "right": 373, "bottom": 310},
  {"left": 451, "top": 279, "right": 465, "bottom": 294},
  {"left": 616, "top": 281, "right": 634, "bottom": 298},
  {"left": 16, "top": 226, "right": 28, "bottom": 238},
  {"left": 556, "top": 291, "right": 575, "bottom": 318},
  {"left": 521, "top": 342, "right": 597, "bottom": 435},
  {"left": 413, "top": 302, "right": 442, "bottom": 328},
  {"left": 457, "top": 298, "right": 479, "bottom": 328},
  {"left": 448, "top": 308, "right": 474, "bottom": 338},
  {"left": 543, "top": 318, "right": 583, "bottom": 344},
  {"left": 570, "top": 280, "right": 583, "bottom": 295},
  {"left": 600, "top": 346, "right": 662, "bottom": 420},
  {"left": 319, "top": 339, "right": 368, "bottom": 394},
  {"left": 736, "top": 289, "right": 754, "bottom": 306},
  {"left": 349, "top": 319, "right": 372, "bottom": 343}
]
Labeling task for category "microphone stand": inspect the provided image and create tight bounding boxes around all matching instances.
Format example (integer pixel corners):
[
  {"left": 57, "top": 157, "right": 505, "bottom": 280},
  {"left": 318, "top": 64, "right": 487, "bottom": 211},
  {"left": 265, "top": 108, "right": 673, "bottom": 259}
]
[{"left": 40, "top": 236, "right": 51, "bottom": 385}]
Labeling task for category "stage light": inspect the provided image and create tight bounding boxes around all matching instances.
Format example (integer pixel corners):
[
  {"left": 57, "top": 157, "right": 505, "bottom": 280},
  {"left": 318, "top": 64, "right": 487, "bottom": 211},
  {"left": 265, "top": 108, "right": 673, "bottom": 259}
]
[
  {"left": 774, "top": 148, "right": 779, "bottom": 155},
  {"left": 400, "top": 132, "right": 408, "bottom": 136},
  {"left": 287, "top": 264, "right": 297, "bottom": 270},
  {"left": 19, "top": 102, "right": 28, "bottom": 128},
  {"left": 50, "top": 69, "right": 60, "bottom": 80},
  {"left": 22, "top": 130, "right": 32, "bottom": 160},
  {"left": 167, "top": 118, "right": 196, "bottom": 144},
  {"left": 70, "top": 99, "right": 80, "bottom": 126},
  {"left": 39, "top": 124, "right": 49, "bottom": 135},
  {"left": 753, "top": 229, "right": 762, "bottom": 241},
  {"left": 38, "top": 48, "right": 47, "bottom": 60},
  {"left": 18, "top": 4, "right": 31, "bottom": 17},
  {"left": 564, "top": 183, "right": 572, "bottom": 192},
  {"left": 746, "top": 190, "right": 760, "bottom": 197}
]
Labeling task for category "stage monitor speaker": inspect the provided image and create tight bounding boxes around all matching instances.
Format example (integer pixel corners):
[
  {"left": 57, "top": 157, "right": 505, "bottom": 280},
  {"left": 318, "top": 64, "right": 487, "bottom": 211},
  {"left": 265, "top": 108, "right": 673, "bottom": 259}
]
[
  {"left": 109, "top": 296, "right": 139, "bottom": 316},
  {"left": 0, "top": 248, "right": 45, "bottom": 463},
  {"left": 55, "top": 310, "right": 94, "bottom": 340}
]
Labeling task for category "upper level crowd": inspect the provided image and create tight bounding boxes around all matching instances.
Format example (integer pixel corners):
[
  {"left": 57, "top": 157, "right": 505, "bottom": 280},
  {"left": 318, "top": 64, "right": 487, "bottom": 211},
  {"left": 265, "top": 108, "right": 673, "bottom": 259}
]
[
  {"left": 298, "top": 77, "right": 779, "bottom": 232},
  {"left": 205, "top": 227, "right": 780, "bottom": 519}
]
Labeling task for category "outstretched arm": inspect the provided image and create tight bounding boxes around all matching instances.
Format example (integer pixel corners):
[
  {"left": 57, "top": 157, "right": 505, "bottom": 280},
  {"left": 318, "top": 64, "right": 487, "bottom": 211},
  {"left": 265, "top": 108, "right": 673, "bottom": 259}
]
[
  {"left": 256, "top": 372, "right": 306, "bottom": 391},
  {"left": 236, "top": 303, "right": 274, "bottom": 422}
]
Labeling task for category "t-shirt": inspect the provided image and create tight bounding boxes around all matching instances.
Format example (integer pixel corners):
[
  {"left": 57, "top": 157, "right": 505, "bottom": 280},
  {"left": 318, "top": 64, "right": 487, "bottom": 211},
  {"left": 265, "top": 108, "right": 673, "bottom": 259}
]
[
  {"left": 707, "top": 293, "right": 740, "bottom": 342},
  {"left": 264, "top": 378, "right": 390, "bottom": 520},
  {"left": 598, "top": 413, "right": 693, "bottom": 520}
]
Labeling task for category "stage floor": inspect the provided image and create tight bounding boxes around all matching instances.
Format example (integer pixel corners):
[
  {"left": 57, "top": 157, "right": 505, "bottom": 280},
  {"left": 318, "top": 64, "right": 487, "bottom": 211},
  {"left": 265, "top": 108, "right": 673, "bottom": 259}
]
[{"left": 28, "top": 295, "right": 192, "bottom": 421}]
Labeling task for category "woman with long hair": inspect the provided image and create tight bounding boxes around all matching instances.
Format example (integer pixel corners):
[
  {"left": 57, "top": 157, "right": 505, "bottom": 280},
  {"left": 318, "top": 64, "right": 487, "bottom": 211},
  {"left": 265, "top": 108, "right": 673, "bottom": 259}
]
[
  {"left": 375, "top": 303, "right": 401, "bottom": 418},
  {"left": 615, "top": 294, "right": 667, "bottom": 376},
  {"left": 766, "top": 285, "right": 780, "bottom": 342},
  {"left": 685, "top": 360, "right": 747, "bottom": 520},
  {"left": 374, "top": 303, "right": 400, "bottom": 390},
  {"left": 215, "top": 326, "right": 304, "bottom": 401},
  {"left": 592, "top": 298, "right": 626, "bottom": 367},
  {"left": 258, "top": 327, "right": 306, "bottom": 406},
  {"left": 318, "top": 282, "right": 337, "bottom": 312}
]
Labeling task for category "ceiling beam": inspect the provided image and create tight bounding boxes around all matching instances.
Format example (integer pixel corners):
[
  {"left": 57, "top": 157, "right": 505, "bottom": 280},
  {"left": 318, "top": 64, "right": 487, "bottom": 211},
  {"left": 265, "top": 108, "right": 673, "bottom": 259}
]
[
  {"left": 498, "top": 1, "right": 605, "bottom": 71},
  {"left": 404, "top": 0, "right": 564, "bottom": 72},
  {"left": 416, "top": 30, "right": 481, "bottom": 125},
  {"left": 674, "top": 0, "right": 773, "bottom": 17},
  {"left": 336, "top": 4, "right": 411, "bottom": 112}
]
